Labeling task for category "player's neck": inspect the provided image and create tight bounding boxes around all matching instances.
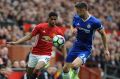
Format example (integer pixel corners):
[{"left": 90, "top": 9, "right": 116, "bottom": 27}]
[
  {"left": 48, "top": 23, "right": 56, "bottom": 27},
  {"left": 81, "top": 12, "right": 91, "bottom": 22}
]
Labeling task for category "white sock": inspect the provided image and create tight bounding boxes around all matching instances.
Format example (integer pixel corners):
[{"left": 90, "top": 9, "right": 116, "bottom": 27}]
[
  {"left": 24, "top": 73, "right": 27, "bottom": 79},
  {"left": 76, "top": 67, "right": 80, "bottom": 74}
]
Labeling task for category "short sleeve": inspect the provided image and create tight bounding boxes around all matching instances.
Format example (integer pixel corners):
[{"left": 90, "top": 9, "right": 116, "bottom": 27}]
[
  {"left": 72, "top": 15, "right": 79, "bottom": 28},
  {"left": 94, "top": 20, "right": 104, "bottom": 30},
  {"left": 57, "top": 28, "right": 64, "bottom": 36},
  {"left": 72, "top": 17, "right": 76, "bottom": 28},
  {"left": 31, "top": 25, "right": 40, "bottom": 36}
]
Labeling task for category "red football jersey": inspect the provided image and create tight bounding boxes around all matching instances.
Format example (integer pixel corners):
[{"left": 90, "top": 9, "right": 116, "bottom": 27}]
[{"left": 31, "top": 23, "right": 63, "bottom": 55}]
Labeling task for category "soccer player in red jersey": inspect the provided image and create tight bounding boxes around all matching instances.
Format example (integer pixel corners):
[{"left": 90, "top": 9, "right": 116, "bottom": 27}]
[{"left": 7, "top": 12, "right": 64, "bottom": 79}]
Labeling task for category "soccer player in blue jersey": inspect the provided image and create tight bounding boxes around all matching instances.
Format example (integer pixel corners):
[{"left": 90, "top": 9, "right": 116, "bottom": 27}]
[{"left": 62, "top": 2, "right": 110, "bottom": 79}]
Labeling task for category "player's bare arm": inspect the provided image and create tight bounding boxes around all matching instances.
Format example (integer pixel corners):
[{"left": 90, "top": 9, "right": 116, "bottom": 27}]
[
  {"left": 54, "top": 45, "right": 67, "bottom": 59},
  {"left": 70, "top": 25, "right": 77, "bottom": 35},
  {"left": 61, "top": 45, "right": 67, "bottom": 59},
  {"left": 7, "top": 33, "right": 33, "bottom": 45},
  {"left": 98, "top": 29, "right": 110, "bottom": 56}
]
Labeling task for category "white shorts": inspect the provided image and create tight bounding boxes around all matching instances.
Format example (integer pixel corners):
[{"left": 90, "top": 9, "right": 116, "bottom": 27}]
[{"left": 27, "top": 53, "right": 51, "bottom": 68}]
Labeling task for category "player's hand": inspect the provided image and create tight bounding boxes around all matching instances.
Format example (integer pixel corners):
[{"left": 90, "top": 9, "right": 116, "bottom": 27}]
[
  {"left": 104, "top": 50, "right": 110, "bottom": 58},
  {"left": 72, "top": 28, "right": 77, "bottom": 35},
  {"left": 6, "top": 42, "right": 17, "bottom": 45}
]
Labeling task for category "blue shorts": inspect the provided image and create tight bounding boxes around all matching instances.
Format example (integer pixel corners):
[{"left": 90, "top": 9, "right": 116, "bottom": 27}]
[
  {"left": 65, "top": 50, "right": 91, "bottom": 64},
  {"left": 65, "top": 44, "right": 91, "bottom": 64},
  {"left": 66, "top": 41, "right": 92, "bottom": 64}
]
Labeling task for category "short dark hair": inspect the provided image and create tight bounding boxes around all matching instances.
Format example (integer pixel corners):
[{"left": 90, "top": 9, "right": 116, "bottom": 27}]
[
  {"left": 75, "top": 2, "right": 88, "bottom": 10},
  {"left": 48, "top": 12, "right": 58, "bottom": 18}
]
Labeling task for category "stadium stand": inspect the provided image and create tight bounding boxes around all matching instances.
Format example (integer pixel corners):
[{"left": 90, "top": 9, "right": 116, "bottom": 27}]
[{"left": 0, "top": 0, "right": 120, "bottom": 79}]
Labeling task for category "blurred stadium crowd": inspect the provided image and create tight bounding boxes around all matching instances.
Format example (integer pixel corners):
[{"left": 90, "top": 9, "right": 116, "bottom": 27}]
[{"left": 0, "top": 0, "right": 120, "bottom": 79}]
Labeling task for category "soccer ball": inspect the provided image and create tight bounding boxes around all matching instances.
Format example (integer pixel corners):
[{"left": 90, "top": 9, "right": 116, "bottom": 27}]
[{"left": 53, "top": 35, "right": 65, "bottom": 47}]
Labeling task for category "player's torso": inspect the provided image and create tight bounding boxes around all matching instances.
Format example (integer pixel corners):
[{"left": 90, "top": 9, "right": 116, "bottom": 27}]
[
  {"left": 32, "top": 23, "right": 61, "bottom": 55},
  {"left": 39, "top": 24, "right": 58, "bottom": 43},
  {"left": 73, "top": 15, "right": 97, "bottom": 49}
]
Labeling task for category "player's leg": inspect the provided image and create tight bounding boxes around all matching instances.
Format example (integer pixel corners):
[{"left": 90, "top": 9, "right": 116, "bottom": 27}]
[
  {"left": 71, "top": 51, "right": 91, "bottom": 79},
  {"left": 70, "top": 57, "right": 82, "bottom": 79},
  {"left": 72, "top": 57, "right": 83, "bottom": 68},
  {"left": 57, "top": 62, "right": 63, "bottom": 73},
  {"left": 26, "top": 67, "right": 34, "bottom": 79},
  {"left": 26, "top": 53, "right": 38, "bottom": 79},
  {"left": 33, "top": 55, "right": 50, "bottom": 79},
  {"left": 72, "top": 51, "right": 91, "bottom": 68},
  {"left": 62, "top": 62, "right": 71, "bottom": 79},
  {"left": 62, "top": 51, "right": 77, "bottom": 79},
  {"left": 31, "top": 61, "right": 45, "bottom": 79}
]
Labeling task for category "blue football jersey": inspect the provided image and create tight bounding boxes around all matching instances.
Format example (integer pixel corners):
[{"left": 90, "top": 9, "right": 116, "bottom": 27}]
[{"left": 72, "top": 14, "right": 104, "bottom": 50}]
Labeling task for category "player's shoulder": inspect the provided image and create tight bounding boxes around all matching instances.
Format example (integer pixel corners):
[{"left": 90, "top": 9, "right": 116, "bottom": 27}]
[
  {"left": 55, "top": 26, "right": 64, "bottom": 35},
  {"left": 54, "top": 26, "right": 62, "bottom": 32},
  {"left": 90, "top": 16, "right": 101, "bottom": 24},
  {"left": 55, "top": 26, "right": 61, "bottom": 29},
  {"left": 73, "top": 14, "right": 80, "bottom": 20},
  {"left": 36, "top": 23, "right": 48, "bottom": 28}
]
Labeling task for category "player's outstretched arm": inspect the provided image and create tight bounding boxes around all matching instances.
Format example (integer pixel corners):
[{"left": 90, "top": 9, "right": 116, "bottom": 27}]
[
  {"left": 61, "top": 45, "right": 67, "bottom": 59},
  {"left": 7, "top": 33, "right": 33, "bottom": 45},
  {"left": 98, "top": 29, "right": 110, "bottom": 57},
  {"left": 70, "top": 25, "right": 77, "bottom": 35},
  {"left": 55, "top": 45, "right": 67, "bottom": 59}
]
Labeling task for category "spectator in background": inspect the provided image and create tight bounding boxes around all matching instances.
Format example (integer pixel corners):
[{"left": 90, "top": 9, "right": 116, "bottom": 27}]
[
  {"left": 115, "top": 54, "right": 120, "bottom": 66},
  {"left": 0, "top": 57, "right": 4, "bottom": 68},
  {"left": 0, "top": 47, "right": 9, "bottom": 59},
  {"left": 19, "top": 60, "right": 26, "bottom": 68},
  {"left": 0, "top": 0, "right": 120, "bottom": 78},
  {"left": 0, "top": 0, "right": 120, "bottom": 31},
  {"left": 0, "top": 46, "right": 9, "bottom": 67},
  {"left": 0, "top": 57, "right": 12, "bottom": 79},
  {"left": 86, "top": 50, "right": 98, "bottom": 68},
  {"left": 0, "top": 67, "right": 12, "bottom": 79},
  {"left": 0, "top": 69, "right": 8, "bottom": 79},
  {"left": 12, "top": 61, "right": 20, "bottom": 68}
]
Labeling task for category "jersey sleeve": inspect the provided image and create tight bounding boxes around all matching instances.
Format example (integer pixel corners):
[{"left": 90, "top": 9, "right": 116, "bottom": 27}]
[
  {"left": 72, "top": 17, "right": 76, "bottom": 28},
  {"left": 57, "top": 28, "right": 64, "bottom": 36},
  {"left": 72, "top": 15, "right": 79, "bottom": 28},
  {"left": 94, "top": 20, "right": 104, "bottom": 30},
  {"left": 31, "top": 25, "right": 40, "bottom": 36}
]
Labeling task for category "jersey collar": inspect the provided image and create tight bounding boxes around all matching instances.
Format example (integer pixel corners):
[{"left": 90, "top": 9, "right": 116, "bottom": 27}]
[{"left": 81, "top": 14, "right": 91, "bottom": 22}]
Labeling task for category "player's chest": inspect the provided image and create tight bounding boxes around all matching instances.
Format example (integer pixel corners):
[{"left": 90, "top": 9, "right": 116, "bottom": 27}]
[
  {"left": 76, "top": 22, "right": 93, "bottom": 33},
  {"left": 40, "top": 28, "right": 57, "bottom": 38}
]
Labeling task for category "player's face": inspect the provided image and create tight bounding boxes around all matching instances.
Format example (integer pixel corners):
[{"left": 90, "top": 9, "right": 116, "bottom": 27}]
[
  {"left": 48, "top": 16, "right": 57, "bottom": 26},
  {"left": 76, "top": 8, "right": 86, "bottom": 18}
]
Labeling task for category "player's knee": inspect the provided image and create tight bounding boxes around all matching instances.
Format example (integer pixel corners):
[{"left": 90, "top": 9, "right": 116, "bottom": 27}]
[
  {"left": 72, "top": 58, "right": 83, "bottom": 68},
  {"left": 71, "top": 62, "right": 79, "bottom": 68}
]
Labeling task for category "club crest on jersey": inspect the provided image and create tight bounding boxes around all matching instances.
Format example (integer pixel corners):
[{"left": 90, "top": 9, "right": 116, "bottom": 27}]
[
  {"left": 77, "top": 23, "right": 80, "bottom": 26},
  {"left": 42, "top": 36, "right": 52, "bottom": 42},
  {"left": 77, "top": 27, "right": 90, "bottom": 33},
  {"left": 87, "top": 24, "right": 91, "bottom": 28}
]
